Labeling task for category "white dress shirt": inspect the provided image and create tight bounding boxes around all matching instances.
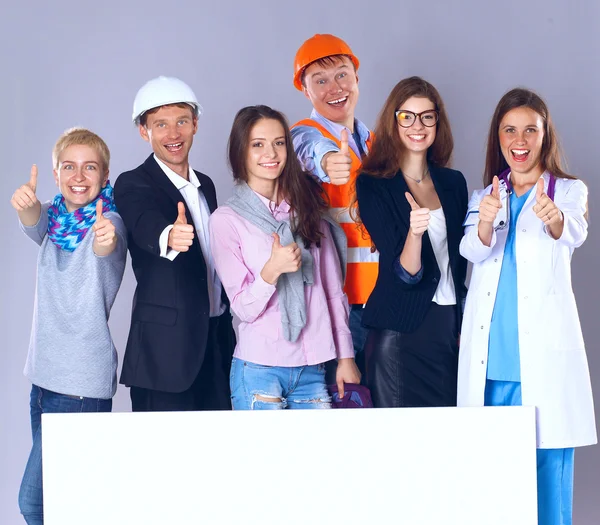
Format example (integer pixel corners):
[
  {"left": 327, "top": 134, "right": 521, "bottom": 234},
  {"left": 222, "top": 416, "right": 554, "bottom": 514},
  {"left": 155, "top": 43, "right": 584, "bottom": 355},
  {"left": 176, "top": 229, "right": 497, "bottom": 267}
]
[{"left": 155, "top": 155, "right": 225, "bottom": 317}]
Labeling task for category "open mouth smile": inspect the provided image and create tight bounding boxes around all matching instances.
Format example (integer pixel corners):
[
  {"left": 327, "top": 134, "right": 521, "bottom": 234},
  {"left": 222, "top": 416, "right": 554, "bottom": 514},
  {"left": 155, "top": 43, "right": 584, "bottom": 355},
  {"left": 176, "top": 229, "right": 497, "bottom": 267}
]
[
  {"left": 327, "top": 96, "right": 348, "bottom": 107},
  {"left": 165, "top": 142, "right": 183, "bottom": 153},
  {"left": 511, "top": 149, "right": 530, "bottom": 162},
  {"left": 69, "top": 186, "right": 89, "bottom": 194}
]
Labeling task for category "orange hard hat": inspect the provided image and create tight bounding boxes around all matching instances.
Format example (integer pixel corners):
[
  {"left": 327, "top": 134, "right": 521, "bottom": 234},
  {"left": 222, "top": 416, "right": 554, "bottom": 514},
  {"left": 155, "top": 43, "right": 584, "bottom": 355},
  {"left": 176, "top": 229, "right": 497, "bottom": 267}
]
[{"left": 293, "top": 34, "right": 360, "bottom": 91}]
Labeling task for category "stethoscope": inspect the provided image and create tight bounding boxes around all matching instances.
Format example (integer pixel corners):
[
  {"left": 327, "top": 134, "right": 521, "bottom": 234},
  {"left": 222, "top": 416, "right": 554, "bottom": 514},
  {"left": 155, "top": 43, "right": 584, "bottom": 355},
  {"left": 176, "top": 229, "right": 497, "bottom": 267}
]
[{"left": 491, "top": 168, "right": 556, "bottom": 231}]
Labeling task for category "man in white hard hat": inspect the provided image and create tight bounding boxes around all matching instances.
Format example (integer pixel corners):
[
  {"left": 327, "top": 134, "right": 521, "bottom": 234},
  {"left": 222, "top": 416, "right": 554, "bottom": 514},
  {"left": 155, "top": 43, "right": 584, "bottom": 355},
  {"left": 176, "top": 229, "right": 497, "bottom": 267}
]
[{"left": 114, "top": 76, "right": 234, "bottom": 412}]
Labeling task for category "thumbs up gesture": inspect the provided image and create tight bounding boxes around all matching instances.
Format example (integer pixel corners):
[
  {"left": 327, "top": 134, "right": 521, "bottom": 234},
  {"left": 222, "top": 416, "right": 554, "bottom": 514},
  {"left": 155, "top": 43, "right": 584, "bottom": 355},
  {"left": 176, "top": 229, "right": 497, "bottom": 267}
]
[
  {"left": 405, "top": 192, "right": 430, "bottom": 237},
  {"left": 478, "top": 175, "right": 503, "bottom": 224},
  {"left": 11, "top": 164, "right": 42, "bottom": 226},
  {"left": 92, "top": 199, "right": 117, "bottom": 247},
  {"left": 321, "top": 128, "right": 352, "bottom": 186},
  {"left": 167, "top": 202, "right": 195, "bottom": 252},
  {"left": 11, "top": 164, "right": 40, "bottom": 211},
  {"left": 532, "top": 178, "right": 563, "bottom": 228},
  {"left": 261, "top": 232, "right": 302, "bottom": 284}
]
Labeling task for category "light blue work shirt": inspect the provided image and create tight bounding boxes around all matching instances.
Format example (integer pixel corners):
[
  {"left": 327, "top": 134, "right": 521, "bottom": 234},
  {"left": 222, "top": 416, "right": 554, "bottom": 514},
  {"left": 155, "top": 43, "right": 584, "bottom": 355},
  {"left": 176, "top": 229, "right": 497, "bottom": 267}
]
[
  {"left": 486, "top": 186, "right": 533, "bottom": 381},
  {"left": 291, "top": 109, "right": 371, "bottom": 182}
]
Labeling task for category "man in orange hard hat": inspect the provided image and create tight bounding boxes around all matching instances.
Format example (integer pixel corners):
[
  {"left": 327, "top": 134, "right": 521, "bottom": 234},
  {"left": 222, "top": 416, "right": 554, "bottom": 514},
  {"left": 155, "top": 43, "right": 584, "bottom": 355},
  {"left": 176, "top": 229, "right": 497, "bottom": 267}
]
[{"left": 291, "top": 34, "right": 377, "bottom": 373}]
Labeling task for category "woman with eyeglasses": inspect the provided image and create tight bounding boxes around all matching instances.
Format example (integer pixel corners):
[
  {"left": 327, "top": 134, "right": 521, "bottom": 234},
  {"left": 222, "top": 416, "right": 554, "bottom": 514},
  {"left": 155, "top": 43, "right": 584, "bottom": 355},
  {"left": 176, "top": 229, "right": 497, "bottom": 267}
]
[
  {"left": 354, "top": 76, "right": 468, "bottom": 408},
  {"left": 458, "top": 88, "right": 596, "bottom": 525}
]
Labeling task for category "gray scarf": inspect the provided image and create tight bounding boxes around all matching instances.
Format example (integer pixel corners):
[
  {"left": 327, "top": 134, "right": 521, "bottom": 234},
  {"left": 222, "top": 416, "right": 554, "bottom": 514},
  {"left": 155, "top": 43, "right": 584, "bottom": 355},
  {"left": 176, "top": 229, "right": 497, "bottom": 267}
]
[{"left": 226, "top": 181, "right": 347, "bottom": 342}]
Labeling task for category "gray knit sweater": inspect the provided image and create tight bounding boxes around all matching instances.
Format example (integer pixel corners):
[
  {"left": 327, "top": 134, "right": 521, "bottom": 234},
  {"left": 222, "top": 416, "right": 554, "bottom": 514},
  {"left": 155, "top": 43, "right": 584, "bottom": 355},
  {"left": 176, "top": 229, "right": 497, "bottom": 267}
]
[{"left": 20, "top": 202, "right": 127, "bottom": 399}]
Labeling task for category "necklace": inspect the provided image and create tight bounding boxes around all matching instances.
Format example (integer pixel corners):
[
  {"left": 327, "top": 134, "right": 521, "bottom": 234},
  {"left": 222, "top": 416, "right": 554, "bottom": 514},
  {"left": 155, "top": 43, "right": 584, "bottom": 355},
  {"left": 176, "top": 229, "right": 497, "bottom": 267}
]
[{"left": 403, "top": 166, "right": 429, "bottom": 184}]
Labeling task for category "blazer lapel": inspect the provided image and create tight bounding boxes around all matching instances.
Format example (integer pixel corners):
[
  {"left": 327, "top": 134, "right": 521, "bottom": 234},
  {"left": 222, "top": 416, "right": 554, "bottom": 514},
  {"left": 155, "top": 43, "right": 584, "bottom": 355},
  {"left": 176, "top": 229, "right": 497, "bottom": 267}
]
[
  {"left": 391, "top": 170, "right": 411, "bottom": 230},
  {"left": 142, "top": 154, "right": 202, "bottom": 253},
  {"left": 142, "top": 154, "right": 194, "bottom": 224},
  {"left": 196, "top": 171, "right": 217, "bottom": 214}
]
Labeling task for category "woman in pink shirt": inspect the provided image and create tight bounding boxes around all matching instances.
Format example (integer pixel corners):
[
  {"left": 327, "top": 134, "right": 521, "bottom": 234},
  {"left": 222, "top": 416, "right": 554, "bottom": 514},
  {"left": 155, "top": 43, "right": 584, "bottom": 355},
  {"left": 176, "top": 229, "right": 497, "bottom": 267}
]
[{"left": 209, "top": 105, "right": 360, "bottom": 410}]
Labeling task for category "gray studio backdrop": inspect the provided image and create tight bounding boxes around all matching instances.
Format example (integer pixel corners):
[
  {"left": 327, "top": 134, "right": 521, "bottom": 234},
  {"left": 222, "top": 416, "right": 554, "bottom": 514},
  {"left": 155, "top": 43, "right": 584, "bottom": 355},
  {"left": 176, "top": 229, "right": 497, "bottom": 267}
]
[{"left": 1, "top": 1, "right": 598, "bottom": 523}]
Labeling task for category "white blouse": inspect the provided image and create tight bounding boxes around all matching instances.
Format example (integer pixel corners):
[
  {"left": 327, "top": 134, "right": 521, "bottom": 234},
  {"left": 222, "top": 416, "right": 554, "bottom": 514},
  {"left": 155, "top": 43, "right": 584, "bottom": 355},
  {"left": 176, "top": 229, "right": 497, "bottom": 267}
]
[{"left": 428, "top": 207, "right": 456, "bottom": 305}]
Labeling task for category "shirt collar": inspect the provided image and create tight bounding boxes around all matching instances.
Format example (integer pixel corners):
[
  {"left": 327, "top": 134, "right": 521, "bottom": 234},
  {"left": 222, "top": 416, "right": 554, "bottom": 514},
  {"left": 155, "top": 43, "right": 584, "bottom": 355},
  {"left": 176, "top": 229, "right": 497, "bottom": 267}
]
[
  {"left": 310, "top": 109, "right": 371, "bottom": 145},
  {"left": 252, "top": 189, "right": 291, "bottom": 214},
  {"left": 154, "top": 154, "right": 201, "bottom": 190}
]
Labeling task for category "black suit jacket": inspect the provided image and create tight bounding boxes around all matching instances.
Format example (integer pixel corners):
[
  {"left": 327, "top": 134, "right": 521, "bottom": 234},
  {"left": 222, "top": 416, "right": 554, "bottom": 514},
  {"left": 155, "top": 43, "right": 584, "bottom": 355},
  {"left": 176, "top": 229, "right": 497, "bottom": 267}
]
[
  {"left": 114, "top": 155, "right": 234, "bottom": 393},
  {"left": 356, "top": 164, "right": 468, "bottom": 334}
]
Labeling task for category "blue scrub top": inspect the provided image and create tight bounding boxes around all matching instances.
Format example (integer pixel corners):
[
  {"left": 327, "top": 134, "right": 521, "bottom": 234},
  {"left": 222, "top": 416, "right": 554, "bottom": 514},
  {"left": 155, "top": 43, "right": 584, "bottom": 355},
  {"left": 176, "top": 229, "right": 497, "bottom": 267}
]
[{"left": 487, "top": 186, "right": 533, "bottom": 381}]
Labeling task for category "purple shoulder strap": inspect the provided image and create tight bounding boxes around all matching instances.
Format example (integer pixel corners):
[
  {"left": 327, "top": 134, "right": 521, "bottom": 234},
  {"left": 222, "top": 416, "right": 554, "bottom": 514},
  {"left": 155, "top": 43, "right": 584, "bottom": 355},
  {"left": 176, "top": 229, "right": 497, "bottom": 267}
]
[
  {"left": 490, "top": 169, "right": 556, "bottom": 200},
  {"left": 547, "top": 174, "right": 556, "bottom": 201},
  {"left": 489, "top": 168, "right": 511, "bottom": 195}
]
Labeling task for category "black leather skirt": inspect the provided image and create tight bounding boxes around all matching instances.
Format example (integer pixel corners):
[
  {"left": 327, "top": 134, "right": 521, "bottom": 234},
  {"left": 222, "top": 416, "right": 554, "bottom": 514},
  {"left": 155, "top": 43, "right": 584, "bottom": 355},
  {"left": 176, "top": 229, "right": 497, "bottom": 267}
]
[{"left": 364, "top": 303, "right": 459, "bottom": 408}]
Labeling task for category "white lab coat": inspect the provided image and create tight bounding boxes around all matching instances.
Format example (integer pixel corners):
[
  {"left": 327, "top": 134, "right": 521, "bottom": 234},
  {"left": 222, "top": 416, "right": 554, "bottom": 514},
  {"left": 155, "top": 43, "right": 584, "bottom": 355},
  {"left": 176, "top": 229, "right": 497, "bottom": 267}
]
[{"left": 458, "top": 172, "right": 596, "bottom": 448}]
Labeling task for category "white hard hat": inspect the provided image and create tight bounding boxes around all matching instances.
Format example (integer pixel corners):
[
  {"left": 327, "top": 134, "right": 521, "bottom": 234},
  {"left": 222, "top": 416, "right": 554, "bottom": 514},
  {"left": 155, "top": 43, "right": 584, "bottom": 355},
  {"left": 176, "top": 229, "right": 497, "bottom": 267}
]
[{"left": 132, "top": 76, "right": 203, "bottom": 124}]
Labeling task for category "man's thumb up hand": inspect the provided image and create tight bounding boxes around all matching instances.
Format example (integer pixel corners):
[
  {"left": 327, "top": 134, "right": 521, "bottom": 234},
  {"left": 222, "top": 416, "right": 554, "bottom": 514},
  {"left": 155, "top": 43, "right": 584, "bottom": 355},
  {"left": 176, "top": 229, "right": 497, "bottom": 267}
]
[
  {"left": 321, "top": 128, "right": 352, "bottom": 186},
  {"left": 340, "top": 128, "right": 350, "bottom": 155},
  {"left": 175, "top": 201, "right": 187, "bottom": 224},
  {"left": 168, "top": 202, "right": 194, "bottom": 252}
]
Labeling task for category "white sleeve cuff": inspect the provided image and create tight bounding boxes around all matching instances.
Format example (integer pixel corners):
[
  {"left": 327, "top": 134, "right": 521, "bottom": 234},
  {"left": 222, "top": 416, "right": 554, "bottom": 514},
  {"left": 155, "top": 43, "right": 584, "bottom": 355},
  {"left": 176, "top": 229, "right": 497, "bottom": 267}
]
[{"left": 159, "top": 225, "right": 180, "bottom": 261}]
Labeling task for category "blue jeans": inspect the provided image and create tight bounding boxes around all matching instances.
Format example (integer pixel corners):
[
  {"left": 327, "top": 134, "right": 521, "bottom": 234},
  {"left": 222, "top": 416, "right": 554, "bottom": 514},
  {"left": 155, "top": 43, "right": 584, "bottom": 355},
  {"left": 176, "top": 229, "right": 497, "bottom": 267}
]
[
  {"left": 230, "top": 358, "right": 331, "bottom": 410},
  {"left": 485, "top": 380, "right": 574, "bottom": 525},
  {"left": 19, "top": 385, "right": 112, "bottom": 525},
  {"left": 349, "top": 305, "right": 369, "bottom": 382},
  {"left": 349, "top": 305, "right": 368, "bottom": 356}
]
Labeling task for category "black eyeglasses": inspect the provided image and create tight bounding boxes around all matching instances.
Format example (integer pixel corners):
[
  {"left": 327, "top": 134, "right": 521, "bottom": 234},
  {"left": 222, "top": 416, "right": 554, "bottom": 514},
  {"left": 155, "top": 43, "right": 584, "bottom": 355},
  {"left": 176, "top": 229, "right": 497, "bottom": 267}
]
[{"left": 395, "top": 109, "right": 439, "bottom": 128}]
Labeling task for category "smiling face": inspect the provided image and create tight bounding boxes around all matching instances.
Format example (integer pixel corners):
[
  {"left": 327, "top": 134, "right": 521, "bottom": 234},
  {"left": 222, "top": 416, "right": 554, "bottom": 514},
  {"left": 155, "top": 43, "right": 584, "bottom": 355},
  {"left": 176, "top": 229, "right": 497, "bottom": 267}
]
[
  {"left": 139, "top": 104, "right": 197, "bottom": 174},
  {"left": 245, "top": 118, "right": 287, "bottom": 188},
  {"left": 498, "top": 106, "right": 545, "bottom": 178},
  {"left": 396, "top": 96, "right": 437, "bottom": 155},
  {"left": 302, "top": 55, "right": 359, "bottom": 128},
  {"left": 53, "top": 144, "right": 108, "bottom": 212}
]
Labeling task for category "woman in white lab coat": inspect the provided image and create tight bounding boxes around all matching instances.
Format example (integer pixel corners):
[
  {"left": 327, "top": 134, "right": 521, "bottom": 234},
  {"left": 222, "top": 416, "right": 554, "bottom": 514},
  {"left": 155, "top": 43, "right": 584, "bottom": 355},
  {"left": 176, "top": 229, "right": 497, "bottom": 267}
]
[{"left": 458, "top": 88, "right": 596, "bottom": 525}]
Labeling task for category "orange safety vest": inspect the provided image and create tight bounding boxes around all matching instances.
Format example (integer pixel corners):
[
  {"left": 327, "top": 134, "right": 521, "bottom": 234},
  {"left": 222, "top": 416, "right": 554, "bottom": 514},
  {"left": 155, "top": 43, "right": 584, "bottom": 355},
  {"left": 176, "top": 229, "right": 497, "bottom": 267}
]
[{"left": 293, "top": 119, "right": 378, "bottom": 305}]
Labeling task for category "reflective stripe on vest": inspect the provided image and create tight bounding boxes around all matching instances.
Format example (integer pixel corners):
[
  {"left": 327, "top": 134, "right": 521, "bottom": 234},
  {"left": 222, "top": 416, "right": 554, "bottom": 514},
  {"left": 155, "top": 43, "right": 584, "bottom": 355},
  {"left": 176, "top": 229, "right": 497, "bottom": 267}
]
[
  {"left": 348, "top": 247, "right": 379, "bottom": 264},
  {"left": 293, "top": 118, "right": 378, "bottom": 305},
  {"left": 329, "top": 207, "right": 373, "bottom": 249},
  {"left": 329, "top": 207, "right": 353, "bottom": 223}
]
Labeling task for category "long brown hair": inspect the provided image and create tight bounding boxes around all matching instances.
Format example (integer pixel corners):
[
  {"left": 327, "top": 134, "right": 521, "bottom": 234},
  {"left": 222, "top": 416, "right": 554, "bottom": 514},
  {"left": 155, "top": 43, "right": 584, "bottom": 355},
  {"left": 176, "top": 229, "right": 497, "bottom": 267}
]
[
  {"left": 484, "top": 88, "right": 575, "bottom": 185},
  {"left": 361, "top": 76, "right": 454, "bottom": 178},
  {"left": 228, "top": 105, "right": 328, "bottom": 247}
]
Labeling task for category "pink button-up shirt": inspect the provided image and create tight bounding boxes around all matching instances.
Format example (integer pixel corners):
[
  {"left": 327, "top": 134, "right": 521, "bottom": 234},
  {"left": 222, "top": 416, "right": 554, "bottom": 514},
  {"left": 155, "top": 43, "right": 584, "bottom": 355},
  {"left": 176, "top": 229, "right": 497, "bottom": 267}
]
[{"left": 208, "top": 193, "right": 353, "bottom": 367}]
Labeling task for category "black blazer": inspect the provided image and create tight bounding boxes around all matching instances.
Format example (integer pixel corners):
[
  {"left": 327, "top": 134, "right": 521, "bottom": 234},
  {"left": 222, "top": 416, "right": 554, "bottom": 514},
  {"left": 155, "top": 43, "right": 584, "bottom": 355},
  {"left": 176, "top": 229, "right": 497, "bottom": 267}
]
[
  {"left": 114, "top": 155, "right": 235, "bottom": 393},
  {"left": 356, "top": 164, "right": 468, "bottom": 334}
]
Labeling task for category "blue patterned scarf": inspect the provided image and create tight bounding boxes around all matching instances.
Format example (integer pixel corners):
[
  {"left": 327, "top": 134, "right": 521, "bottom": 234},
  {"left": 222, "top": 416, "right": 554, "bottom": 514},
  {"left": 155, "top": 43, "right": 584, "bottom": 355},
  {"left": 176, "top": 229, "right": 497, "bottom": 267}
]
[{"left": 47, "top": 183, "right": 117, "bottom": 252}]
